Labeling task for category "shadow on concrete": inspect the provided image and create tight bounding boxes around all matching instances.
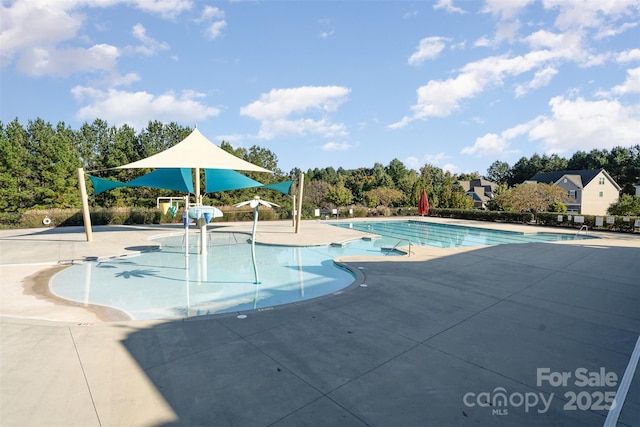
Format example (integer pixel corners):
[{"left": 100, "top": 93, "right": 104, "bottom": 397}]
[{"left": 120, "top": 242, "right": 640, "bottom": 426}]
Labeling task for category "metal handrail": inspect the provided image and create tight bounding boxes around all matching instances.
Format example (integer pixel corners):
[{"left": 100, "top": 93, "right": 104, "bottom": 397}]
[
  {"left": 575, "top": 225, "right": 588, "bottom": 239},
  {"left": 385, "top": 239, "right": 413, "bottom": 257}
]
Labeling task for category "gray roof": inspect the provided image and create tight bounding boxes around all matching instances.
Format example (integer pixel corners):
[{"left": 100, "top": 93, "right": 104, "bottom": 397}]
[{"left": 529, "top": 169, "right": 602, "bottom": 188}]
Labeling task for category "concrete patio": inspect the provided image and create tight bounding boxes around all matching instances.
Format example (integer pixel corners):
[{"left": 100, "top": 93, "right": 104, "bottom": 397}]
[{"left": 1, "top": 218, "right": 639, "bottom": 426}]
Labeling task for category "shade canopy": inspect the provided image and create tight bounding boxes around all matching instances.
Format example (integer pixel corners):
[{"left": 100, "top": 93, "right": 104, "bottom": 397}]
[
  {"left": 89, "top": 168, "right": 293, "bottom": 196},
  {"left": 117, "top": 128, "right": 271, "bottom": 173}
]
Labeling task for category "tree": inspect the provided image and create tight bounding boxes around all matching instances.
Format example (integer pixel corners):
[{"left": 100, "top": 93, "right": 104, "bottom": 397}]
[
  {"left": 303, "top": 180, "right": 331, "bottom": 208},
  {"left": 24, "top": 119, "right": 82, "bottom": 209},
  {"left": 344, "top": 168, "right": 375, "bottom": 203},
  {"left": 0, "top": 119, "right": 30, "bottom": 212},
  {"left": 373, "top": 162, "right": 394, "bottom": 188},
  {"left": 437, "top": 172, "right": 473, "bottom": 209},
  {"left": 492, "top": 183, "right": 569, "bottom": 219},
  {"left": 607, "top": 194, "right": 640, "bottom": 216},
  {"left": 509, "top": 155, "right": 540, "bottom": 186},
  {"left": 325, "top": 182, "right": 353, "bottom": 207},
  {"left": 363, "top": 187, "right": 405, "bottom": 208},
  {"left": 485, "top": 183, "right": 508, "bottom": 211},
  {"left": 244, "top": 145, "right": 283, "bottom": 182},
  {"left": 457, "top": 171, "right": 481, "bottom": 181},
  {"left": 386, "top": 158, "right": 409, "bottom": 187},
  {"left": 486, "top": 160, "right": 512, "bottom": 184}
]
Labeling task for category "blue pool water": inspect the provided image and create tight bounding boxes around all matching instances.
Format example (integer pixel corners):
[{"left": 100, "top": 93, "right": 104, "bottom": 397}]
[
  {"left": 50, "top": 221, "right": 594, "bottom": 321},
  {"left": 330, "top": 220, "right": 595, "bottom": 248},
  {"left": 50, "top": 232, "right": 397, "bottom": 320}
]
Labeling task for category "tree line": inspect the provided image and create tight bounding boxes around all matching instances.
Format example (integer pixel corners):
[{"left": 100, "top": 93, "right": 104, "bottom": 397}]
[{"left": 1, "top": 118, "right": 639, "bottom": 216}]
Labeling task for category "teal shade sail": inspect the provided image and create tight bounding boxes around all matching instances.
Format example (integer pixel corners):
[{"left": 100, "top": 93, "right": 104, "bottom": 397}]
[
  {"left": 128, "top": 168, "right": 193, "bottom": 193},
  {"left": 89, "top": 168, "right": 193, "bottom": 195},
  {"left": 262, "top": 180, "right": 293, "bottom": 195},
  {"left": 88, "top": 176, "right": 129, "bottom": 195},
  {"left": 89, "top": 168, "right": 291, "bottom": 196},
  {"left": 204, "top": 169, "right": 263, "bottom": 193}
]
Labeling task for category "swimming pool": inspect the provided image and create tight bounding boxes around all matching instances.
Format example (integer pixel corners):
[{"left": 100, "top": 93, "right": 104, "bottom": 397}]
[
  {"left": 49, "top": 221, "right": 594, "bottom": 321},
  {"left": 49, "top": 232, "right": 397, "bottom": 320},
  {"left": 330, "top": 220, "right": 595, "bottom": 248}
]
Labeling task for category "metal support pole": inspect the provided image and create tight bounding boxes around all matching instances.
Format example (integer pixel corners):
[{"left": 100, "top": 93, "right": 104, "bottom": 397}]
[
  {"left": 295, "top": 173, "right": 304, "bottom": 234},
  {"left": 292, "top": 195, "right": 297, "bottom": 228},
  {"left": 77, "top": 168, "right": 93, "bottom": 242}
]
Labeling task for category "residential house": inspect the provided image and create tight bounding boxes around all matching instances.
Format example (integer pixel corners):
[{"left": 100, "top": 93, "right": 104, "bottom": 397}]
[
  {"left": 526, "top": 169, "right": 620, "bottom": 216},
  {"left": 456, "top": 178, "right": 497, "bottom": 209}
]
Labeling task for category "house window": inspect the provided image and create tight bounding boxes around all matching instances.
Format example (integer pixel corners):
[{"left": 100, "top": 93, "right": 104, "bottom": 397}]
[
  {"left": 568, "top": 190, "right": 577, "bottom": 198},
  {"left": 599, "top": 191, "right": 604, "bottom": 197},
  {"left": 599, "top": 177, "right": 605, "bottom": 185}
]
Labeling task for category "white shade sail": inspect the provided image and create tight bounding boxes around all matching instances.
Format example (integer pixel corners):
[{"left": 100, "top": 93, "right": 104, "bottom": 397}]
[{"left": 117, "top": 128, "right": 272, "bottom": 173}]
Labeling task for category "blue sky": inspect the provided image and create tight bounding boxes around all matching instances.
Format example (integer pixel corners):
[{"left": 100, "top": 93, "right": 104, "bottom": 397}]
[{"left": 1, "top": 0, "right": 639, "bottom": 176}]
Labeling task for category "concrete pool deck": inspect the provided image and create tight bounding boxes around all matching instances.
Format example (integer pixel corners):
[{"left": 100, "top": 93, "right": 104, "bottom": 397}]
[{"left": 1, "top": 218, "right": 639, "bottom": 426}]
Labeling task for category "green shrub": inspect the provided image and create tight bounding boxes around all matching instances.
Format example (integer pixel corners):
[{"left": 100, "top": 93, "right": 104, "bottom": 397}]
[
  {"left": 3, "top": 206, "right": 637, "bottom": 234},
  {"left": 537, "top": 212, "right": 639, "bottom": 232}
]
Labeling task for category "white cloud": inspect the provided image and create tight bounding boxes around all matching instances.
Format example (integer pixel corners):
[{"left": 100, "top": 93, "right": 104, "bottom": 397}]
[
  {"left": 403, "top": 10, "right": 419, "bottom": 19},
  {"left": 391, "top": 10, "right": 629, "bottom": 129},
  {"left": 433, "top": 0, "right": 465, "bottom": 14},
  {"left": 0, "top": 1, "right": 84, "bottom": 68},
  {"left": 481, "top": 0, "right": 534, "bottom": 20},
  {"left": 319, "top": 30, "right": 334, "bottom": 39},
  {"left": 528, "top": 95, "right": 640, "bottom": 153},
  {"left": 514, "top": 66, "right": 558, "bottom": 97},
  {"left": 474, "top": 37, "right": 492, "bottom": 48},
  {"left": 196, "top": 5, "right": 226, "bottom": 39},
  {"left": 495, "top": 19, "right": 522, "bottom": 42},
  {"left": 403, "top": 152, "right": 451, "bottom": 170},
  {"left": 605, "top": 67, "right": 640, "bottom": 96},
  {"left": 200, "top": 5, "right": 224, "bottom": 20},
  {"left": 128, "top": 23, "right": 170, "bottom": 56},
  {"left": 240, "top": 86, "right": 351, "bottom": 140},
  {"left": 17, "top": 44, "right": 120, "bottom": 77},
  {"left": 464, "top": 93, "right": 640, "bottom": 159},
  {"left": 105, "top": 72, "right": 141, "bottom": 87},
  {"left": 543, "top": 0, "right": 640, "bottom": 31},
  {"left": 241, "top": 86, "right": 350, "bottom": 120},
  {"left": 0, "top": 0, "right": 188, "bottom": 75},
  {"left": 594, "top": 21, "right": 638, "bottom": 39},
  {"left": 425, "top": 152, "right": 451, "bottom": 165},
  {"left": 391, "top": 49, "right": 562, "bottom": 127},
  {"left": 205, "top": 20, "right": 227, "bottom": 39},
  {"left": 617, "top": 48, "right": 640, "bottom": 63},
  {"left": 461, "top": 119, "right": 532, "bottom": 158},
  {"left": 321, "top": 142, "right": 351, "bottom": 151},
  {"left": 259, "top": 118, "right": 348, "bottom": 140},
  {"left": 408, "top": 37, "right": 449, "bottom": 65},
  {"left": 461, "top": 133, "right": 511, "bottom": 157},
  {"left": 72, "top": 86, "right": 220, "bottom": 129},
  {"left": 317, "top": 18, "right": 334, "bottom": 39},
  {"left": 132, "top": 0, "right": 193, "bottom": 19},
  {"left": 404, "top": 156, "right": 421, "bottom": 170},
  {"left": 442, "top": 163, "right": 459, "bottom": 174}
]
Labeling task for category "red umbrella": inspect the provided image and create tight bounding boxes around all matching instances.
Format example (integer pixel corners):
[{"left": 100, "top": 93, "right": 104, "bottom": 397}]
[{"left": 418, "top": 189, "right": 429, "bottom": 216}]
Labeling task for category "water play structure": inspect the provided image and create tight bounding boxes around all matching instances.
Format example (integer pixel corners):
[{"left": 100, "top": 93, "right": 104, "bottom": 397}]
[{"left": 78, "top": 127, "right": 301, "bottom": 243}]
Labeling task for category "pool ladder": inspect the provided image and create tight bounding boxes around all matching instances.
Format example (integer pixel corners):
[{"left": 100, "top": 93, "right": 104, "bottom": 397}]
[
  {"left": 575, "top": 225, "right": 588, "bottom": 239},
  {"left": 386, "top": 239, "right": 413, "bottom": 257}
]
